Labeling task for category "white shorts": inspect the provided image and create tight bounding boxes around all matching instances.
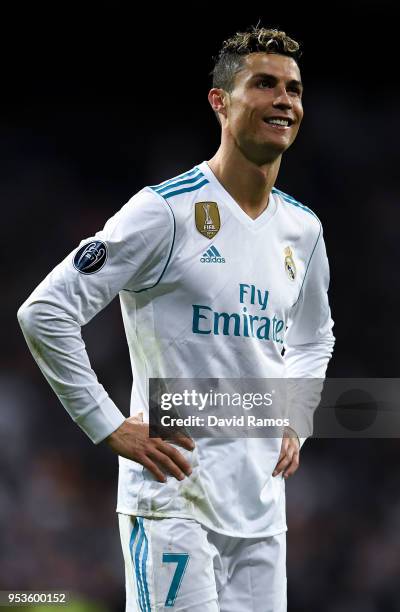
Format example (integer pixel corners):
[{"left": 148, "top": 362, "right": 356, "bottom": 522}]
[{"left": 118, "top": 513, "right": 286, "bottom": 612}]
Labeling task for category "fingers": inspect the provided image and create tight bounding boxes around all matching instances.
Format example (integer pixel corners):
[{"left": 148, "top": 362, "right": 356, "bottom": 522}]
[
  {"left": 283, "top": 451, "right": 299, "bottom": 478},
  {"left": 272, "top": 439, "right": 300, "bottom": 479},
  {"left": 105, "top": 417, "right": 194, "bottom": 482},
  {"left": 158, "top": 440, "right": 193, "bottom": 477},
  {"left": 148, "top": 447, "right": 187, "bottom": 481},
  {"left": 169, "top": 431, "right": 196, "bottom": 452},
  {"left": 272, "top": 437, "right": 289, "bottom": 474},
  {"left": 272, "top": 453, "right": 291, "bottom": 477},
  {"left": 140, "top": 441, "right": 192, "bottom": 482},
  {"left": 140, "top": 455, "right": 168, "bottom": 483}
]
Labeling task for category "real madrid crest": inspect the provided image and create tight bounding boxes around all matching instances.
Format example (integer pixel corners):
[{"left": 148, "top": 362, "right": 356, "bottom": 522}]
[
  {"left": 284, "top": 246, "right": 296, "bottom": 281},
  {"left": 195, "top": 202, "right": 221, "bottom": 239}
]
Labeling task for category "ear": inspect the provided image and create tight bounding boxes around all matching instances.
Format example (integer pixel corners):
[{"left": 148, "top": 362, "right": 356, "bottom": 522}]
[{"left": 208, "top": 88, "right": 228, "bottom": 118}]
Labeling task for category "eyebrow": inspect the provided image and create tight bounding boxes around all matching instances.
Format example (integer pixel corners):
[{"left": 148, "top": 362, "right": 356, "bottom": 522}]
[{"left": 251, "top": 72, "right": 304, "bottom": 92}]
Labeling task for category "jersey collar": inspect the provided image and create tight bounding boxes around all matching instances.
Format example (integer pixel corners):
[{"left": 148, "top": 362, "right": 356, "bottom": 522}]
[{"left": 197, "top": 161, "right": 277, "bottom": 230}]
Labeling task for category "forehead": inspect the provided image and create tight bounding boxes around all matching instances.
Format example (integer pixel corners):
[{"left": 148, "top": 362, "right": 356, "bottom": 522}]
[{"left": 235, "top": 52, "right": 301, "bottom": 85}]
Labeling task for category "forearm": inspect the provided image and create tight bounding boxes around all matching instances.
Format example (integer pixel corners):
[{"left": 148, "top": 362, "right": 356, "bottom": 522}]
[
  {"left": 17, "top": 299, "right": 125, "bottom": 443},
  {"left": 284, "top": 334, "right": 335, "bottom": 379},
  {"left": 284, "top": 333, "right": 335, "bottom": 447}
]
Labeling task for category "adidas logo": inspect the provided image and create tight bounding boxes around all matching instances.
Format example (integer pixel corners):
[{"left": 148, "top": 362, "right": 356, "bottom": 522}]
[{"left": 200, "top": 245, "right": 225, "bottom": 263}]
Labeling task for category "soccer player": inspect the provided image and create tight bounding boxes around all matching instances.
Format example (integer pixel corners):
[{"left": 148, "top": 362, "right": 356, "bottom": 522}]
[{"left": 18, "top": 26, "right": 334, "bottom": 611}]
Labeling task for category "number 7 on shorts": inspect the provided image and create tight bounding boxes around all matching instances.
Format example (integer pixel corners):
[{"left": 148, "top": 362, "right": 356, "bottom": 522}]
[{"left": 162, "top": 553, "right": 189, "bottom": 607}]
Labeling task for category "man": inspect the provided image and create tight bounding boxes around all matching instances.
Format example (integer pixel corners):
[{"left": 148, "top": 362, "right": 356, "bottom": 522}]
[{"left": 18, "top": 26, "right": 334, "bottom": 611}]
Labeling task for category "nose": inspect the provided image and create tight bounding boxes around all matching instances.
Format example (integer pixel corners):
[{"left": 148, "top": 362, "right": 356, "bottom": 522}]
[{"left": 272, "top": 88, "right": 293, "bottom": 110}]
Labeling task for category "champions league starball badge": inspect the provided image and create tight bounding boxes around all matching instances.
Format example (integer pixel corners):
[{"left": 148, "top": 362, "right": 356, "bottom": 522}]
[
  {"left": 195, "top": 202, "right": 221, "bottom": 239},
  {"left": 284, "top": 246, "right": 296, "bottom": 281},
  {"left": 73, "top": 240, "right": 108, "bottom": 274}
]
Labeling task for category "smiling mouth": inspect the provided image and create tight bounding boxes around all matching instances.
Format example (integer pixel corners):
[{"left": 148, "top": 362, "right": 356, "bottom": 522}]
[{"left": 263, "top": 117, "right": 293, "bottom": 129}]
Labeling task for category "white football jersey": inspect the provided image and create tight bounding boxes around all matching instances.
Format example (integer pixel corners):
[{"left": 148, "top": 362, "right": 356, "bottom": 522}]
[{"left": 18, "top": 161, "right": 334, "bottom": 537}]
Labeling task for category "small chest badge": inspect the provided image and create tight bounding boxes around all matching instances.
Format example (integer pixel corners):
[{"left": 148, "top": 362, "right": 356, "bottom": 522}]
[
  {"left": 195, "top": 202, "right": 220, "bottom": 239},
  {"left": 284, "top": 246, "right": 296, "bottom": 281}
]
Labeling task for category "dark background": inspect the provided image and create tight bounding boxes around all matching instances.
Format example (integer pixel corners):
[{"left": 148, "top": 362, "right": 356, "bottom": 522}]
[{"left": 2, "top": 2, "right": 400, "bottom": 610}]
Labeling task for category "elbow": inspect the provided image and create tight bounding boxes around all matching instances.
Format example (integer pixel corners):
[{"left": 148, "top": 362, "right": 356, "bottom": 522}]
[
  {"left": 17, "top": 301, "right": 30, "bottom": 331},
  {"left": 17, "top": 302, "right": 34, "bottom": 332},
  {"left": 17, "top": 300, "right": 51, "bottom": 361},
  {"left": 18, "top": 298, "right": 79, "bottom": 341},
  {"left": 17, "top": 300, "right": 41, "bottom": 336}
]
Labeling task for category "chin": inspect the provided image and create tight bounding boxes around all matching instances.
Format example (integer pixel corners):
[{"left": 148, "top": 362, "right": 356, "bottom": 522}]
[
  {"left": 260, "top": 140, "right": 289, "bottom": 157},
  {"left": 269, "top": 138, "right": 294, "bottom": 154},
  {"left": 240, "top": 136, "right": 289, "bottom": 164}
]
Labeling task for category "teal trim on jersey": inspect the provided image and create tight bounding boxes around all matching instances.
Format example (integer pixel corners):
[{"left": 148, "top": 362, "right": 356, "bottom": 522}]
[
  {"left": 161, "top": 179, "right": 209, "bottom": 199},
  {"left": 151, "top": 167, "right": 201, "bottom": 191},
  {"left": 155, "top": 172, "right": 206, "bottom": 195},
  {"left": 162, "top": 553, "right": 190, "bottom": 607},
  {"left": 153, "top": 170, "right": 203, "bottom": 193},
  {"left": 129, "top": 173, "right": 207, "bottom": 294},
  {"left": 293, "top": 222, "right": 322, "bottom": 307},
  {"left": 138, "top": 518, "right": 151, "bottom": 612},
  {"left": 272, "top": 187, "right": 317, "bottom": 218},
  {"left": 130, "top": 520, "right": 146, "bottom": 612},
  {"left": 132, "top": 196, "right": 176, "bottom": 294}
]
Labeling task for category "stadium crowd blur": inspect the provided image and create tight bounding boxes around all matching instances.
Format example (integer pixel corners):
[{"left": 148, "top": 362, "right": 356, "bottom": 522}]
[{"left": 2, "top": 7, "right": 399, "bottom": 611}]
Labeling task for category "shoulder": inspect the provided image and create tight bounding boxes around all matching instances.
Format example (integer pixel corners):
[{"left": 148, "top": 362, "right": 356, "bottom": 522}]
[
  {"left": 105, "top": 163, "right": 209, "bottom": 239},
  {"left": 273, "top": 187, "right": 320, "bottom": 224},
  {"left": 272, "top": 186, "right": 322, "bottom": 241},
  {"left": 147, "top": 164, "right": 209, "bottom": 201},
  {"left": 100, "top": 186, "right": 175, "bottom": 243}
]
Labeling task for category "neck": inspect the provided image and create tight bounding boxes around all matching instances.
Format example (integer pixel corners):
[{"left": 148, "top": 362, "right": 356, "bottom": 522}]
[{"left": 207, "top": 145, "right": 281, "bottom": 220}]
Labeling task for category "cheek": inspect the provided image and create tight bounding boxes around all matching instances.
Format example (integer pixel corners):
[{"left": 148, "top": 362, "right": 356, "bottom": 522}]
[
  {"left": 296, "top": 103, "right": 304, "bottom": 123},
  {"left": 230, "top": 108, "right": 252, "bottom": 133},
  {"left": 290, "top": 122, "right": 302, "bottom": 142}
]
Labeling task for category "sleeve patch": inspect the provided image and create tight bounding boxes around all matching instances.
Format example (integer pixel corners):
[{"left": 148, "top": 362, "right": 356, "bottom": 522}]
[{"left": 73, "top": 241, "right": 108, "bottom": 274}]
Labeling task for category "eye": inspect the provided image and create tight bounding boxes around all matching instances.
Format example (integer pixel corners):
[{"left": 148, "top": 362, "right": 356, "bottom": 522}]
[
  {"left": 257, "top": 78, "right": 273, "bottom": 89},
  {"left": 287, "top": 86, "right": 302, "bottom": 97}
]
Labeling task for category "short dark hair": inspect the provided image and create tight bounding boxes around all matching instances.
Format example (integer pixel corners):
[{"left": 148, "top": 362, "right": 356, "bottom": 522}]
[{"left": 210, "top": 26, "right": 302, "bottom": 124}]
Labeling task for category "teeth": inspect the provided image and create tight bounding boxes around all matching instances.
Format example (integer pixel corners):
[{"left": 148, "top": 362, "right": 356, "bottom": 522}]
[{"left": 266, "top": 118, "right": 289, "bottom": 126}]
